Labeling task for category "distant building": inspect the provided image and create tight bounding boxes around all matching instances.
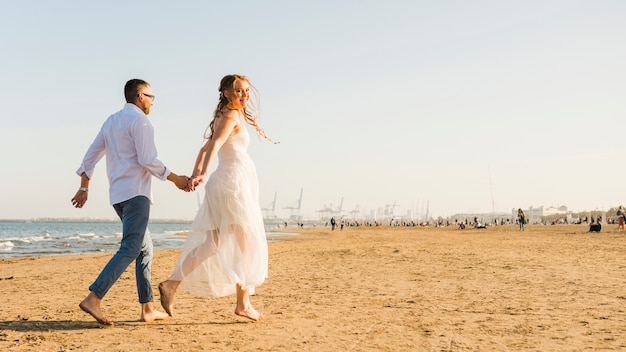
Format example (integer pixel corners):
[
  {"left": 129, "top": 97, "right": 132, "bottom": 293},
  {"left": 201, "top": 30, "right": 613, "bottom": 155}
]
[{"left": 512, "top": 205, "right": 568, "bottom": 223}]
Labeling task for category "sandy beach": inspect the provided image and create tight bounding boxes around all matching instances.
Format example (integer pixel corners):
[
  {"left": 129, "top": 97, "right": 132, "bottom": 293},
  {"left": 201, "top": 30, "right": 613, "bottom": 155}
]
[{"left": 1, "top": 224, "right": 625, "bottom": 351}]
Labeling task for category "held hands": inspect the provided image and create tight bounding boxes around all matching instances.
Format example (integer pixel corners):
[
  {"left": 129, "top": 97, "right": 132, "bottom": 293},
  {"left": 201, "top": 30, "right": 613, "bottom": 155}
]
[
  {"left": 170, "top": 172, "right": 204, "bottom": 192},
  {"left": 187, "top": 175, "right": 206, "bottom": 192}
]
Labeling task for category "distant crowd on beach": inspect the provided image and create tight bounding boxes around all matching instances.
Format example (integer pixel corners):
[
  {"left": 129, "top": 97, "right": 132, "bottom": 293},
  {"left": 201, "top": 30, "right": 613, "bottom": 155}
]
[
  {"left": 276, "top": 206, "right": 626, "bottom": 234},
  {"left": 282, "top": 212, "right": 625, "bottom": 232}
]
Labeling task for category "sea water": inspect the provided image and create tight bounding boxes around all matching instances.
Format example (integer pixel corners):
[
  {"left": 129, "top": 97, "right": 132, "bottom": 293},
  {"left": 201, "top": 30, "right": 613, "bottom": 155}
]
[{"left": 0, "top": 221, "right": 284, "bottom": 259}]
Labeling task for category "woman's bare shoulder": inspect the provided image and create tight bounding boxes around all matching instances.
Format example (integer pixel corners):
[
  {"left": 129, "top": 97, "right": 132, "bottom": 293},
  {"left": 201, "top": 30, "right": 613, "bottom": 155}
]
[
  {"left": 213, "top": 109, "right": 241, "bottom": 133},
  {"left": 219, "top": 108, "right": 240, "bottom": 120},
  {"left": 215, "top": 109, "right": 240, "bottom": 125}
]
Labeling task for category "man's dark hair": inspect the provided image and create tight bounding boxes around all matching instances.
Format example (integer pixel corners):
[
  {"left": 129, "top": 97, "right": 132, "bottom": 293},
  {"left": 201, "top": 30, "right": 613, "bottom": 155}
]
[{"left": 124, "top": 79, "right": 149, "bottom": 103}]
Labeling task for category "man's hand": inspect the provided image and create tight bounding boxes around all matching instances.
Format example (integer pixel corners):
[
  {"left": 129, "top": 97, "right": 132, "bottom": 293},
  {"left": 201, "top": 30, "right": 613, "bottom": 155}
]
[
  {"left": 167, "top": 172, "right": 190, "bottom": 192},
  {"left": 175, "top": 175, "right": 190, "bottom": 192},
  {"left": 71, "top": 189, "right": 88, "bottom": 208},
  {"left": 72, "top": 173, "right": 90, "bottom": 208}
]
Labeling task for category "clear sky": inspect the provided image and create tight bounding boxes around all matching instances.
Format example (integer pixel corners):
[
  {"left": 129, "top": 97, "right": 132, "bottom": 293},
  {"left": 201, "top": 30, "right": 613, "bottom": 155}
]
[{"left": 1, "top": 1, "right": 624, "bottom": 221}]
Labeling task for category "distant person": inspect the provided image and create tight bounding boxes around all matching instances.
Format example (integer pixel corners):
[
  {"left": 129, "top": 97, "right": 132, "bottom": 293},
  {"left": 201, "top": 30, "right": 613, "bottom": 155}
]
[
  {"left": 71, "top": 79, "right": 189, "bottom": 325},
  {"left": 340, "top": 218, "right": 345, "bottom": 230},
  {"left": 159, "top": 74, "right": 273, "bottom": 321},
  {"left": 617, "top": 206, "right": 625, "bottom": 232},
  {"left": 589, "top": 216, "right": 602, "bottom": 233},
  {"left": 474, "top": 220, "right": 486, "bottom": 229},
  {"left": 517, "top": 208, "right": 526, "bottom": 231},
  {"left": 330, "top": 217, "right": 336, "bottom": 231}
]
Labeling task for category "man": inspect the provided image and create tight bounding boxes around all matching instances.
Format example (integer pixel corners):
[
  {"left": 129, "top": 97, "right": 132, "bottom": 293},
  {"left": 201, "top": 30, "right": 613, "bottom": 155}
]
[{"left": 71, "top": 79, "right": 188, "bottom": 325}]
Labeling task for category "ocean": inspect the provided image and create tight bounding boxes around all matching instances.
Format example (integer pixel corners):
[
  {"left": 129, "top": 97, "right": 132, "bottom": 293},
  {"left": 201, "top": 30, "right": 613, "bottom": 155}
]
[{"left": 0, "top": 221, "right": 284, "bottom": 259}]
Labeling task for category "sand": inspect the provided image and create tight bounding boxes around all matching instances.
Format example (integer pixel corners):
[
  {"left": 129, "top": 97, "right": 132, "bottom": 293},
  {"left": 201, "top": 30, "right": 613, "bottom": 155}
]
[{"left": 1, "top": 224, "right": 625, "bottom": 351}]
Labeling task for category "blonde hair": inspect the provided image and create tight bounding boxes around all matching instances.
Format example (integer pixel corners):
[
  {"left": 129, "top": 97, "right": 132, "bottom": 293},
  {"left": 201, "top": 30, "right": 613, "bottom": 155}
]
[{"left": 204, "top": 74, "right": 275, "bottom": 143}]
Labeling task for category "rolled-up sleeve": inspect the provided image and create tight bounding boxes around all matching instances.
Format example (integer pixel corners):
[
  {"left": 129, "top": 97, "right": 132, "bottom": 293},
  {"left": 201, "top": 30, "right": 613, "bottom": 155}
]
[{"left": 76, "top": 128, "right": 106, "bottom": 179}]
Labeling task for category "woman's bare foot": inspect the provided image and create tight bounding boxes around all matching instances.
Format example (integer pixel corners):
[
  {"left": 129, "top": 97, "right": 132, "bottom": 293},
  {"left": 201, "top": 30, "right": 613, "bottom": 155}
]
[
  {"left": 140, "top": 302, "right": 170, "bottom": 322},
  {"left": 79, "top": 292, "right": 113, "bottom": 326},
  {"left": 158, "top": 280, "right": 178, "bottom": 316},
  {"left": 235, "top": 305, "right": 264, "bottom": 321},
  {"left": 234, "top": 284, "right": 263, "bottom": 321}
]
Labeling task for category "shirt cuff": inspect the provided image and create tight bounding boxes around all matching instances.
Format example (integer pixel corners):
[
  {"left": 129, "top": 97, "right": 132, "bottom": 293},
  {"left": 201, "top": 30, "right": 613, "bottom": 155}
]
[
  {"left": 161, "top": 168, "right": 171, "bottom": 181},
  {"left": 76, "top": 165, "right": 94, "bottom": 179}
]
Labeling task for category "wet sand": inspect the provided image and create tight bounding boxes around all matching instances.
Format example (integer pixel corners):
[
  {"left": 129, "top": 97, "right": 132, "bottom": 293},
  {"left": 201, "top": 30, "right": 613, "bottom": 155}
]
[{"left": 1, "top": 224, "right": 625, "bottom": 351}]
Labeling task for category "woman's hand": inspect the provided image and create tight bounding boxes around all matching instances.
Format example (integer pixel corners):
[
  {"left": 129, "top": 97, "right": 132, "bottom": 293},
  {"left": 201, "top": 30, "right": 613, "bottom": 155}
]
[{"left": 188, "top": 175, "right": 206, "bottom": 191}]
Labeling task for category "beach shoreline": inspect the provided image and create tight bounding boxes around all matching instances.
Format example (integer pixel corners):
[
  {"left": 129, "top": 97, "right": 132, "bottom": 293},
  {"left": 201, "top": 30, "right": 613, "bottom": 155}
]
[{"left": 1, "top": 224, "right": 625, "bottom": 351}]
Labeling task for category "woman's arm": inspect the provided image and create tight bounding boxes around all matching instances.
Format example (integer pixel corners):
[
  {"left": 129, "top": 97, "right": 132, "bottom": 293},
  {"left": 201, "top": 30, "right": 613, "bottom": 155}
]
[{"left": 189, "top": 111, "right": 239, "bottom": 190}]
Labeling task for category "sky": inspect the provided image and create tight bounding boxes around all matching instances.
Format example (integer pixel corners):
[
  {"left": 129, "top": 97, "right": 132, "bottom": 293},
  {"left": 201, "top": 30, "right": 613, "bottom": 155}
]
[{"left": 0, "top": 0, "right": 624, "bottom": 221}]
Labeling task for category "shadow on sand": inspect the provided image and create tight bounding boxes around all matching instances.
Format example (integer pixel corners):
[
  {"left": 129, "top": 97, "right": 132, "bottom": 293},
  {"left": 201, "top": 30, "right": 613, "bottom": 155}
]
[
  {"left": 0, "top": 320, "right": 104, "bottom": 332},
  {"left": 0, "top": 319, "right": 247, "bottom": 332}
]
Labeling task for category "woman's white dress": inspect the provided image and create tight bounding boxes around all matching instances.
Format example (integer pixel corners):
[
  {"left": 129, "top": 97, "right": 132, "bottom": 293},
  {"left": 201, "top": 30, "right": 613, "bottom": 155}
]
[{"left": 172, "top": 121, "right": 268, "bottom": 296}]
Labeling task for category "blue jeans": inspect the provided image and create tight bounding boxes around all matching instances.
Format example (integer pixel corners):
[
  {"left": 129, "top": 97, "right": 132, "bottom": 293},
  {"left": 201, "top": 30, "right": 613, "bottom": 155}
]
[{"left": 89, "top": 196, "right": 154, "bottom": 303}]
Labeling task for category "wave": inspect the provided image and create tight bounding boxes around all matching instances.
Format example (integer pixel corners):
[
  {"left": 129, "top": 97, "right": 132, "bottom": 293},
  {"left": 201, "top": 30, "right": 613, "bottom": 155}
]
[
  {"left": 1, "top": 236, "right": 53, "bottom": 243},
  {"left": 0, "top": 241, "right": 14, "bottom": 251}
]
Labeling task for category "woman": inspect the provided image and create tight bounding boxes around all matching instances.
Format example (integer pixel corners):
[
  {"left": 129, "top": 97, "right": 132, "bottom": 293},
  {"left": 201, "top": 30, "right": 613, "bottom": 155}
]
[
  {"left": 517, "top": 208, "right": 526, "bottom": 231},
  {"left": 617, "top": 205, "right": 625, "bottom": 232},
  {"left": 159, "top": 74, "right": 273, "bottom": 321}
]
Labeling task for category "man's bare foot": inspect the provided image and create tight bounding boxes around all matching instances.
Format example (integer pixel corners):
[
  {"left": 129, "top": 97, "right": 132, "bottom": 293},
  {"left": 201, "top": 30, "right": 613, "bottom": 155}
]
[
  {"left": 158, "top": 281, "right": 176, "bottom": 316},
  {"left": 140, "top": 302, "right": 170, "bottom": 322},
  {"left": 235, "top": 305, "right": 264, "bottom": 321},
  {"left": 79, "top": 292, "right": 112, "bottom": 326}
]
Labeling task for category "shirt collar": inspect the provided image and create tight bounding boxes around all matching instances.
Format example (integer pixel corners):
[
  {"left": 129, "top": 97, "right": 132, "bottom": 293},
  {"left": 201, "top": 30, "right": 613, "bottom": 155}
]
[{"left": 123, "top": 102, "right": 146, "bottom": 115}]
